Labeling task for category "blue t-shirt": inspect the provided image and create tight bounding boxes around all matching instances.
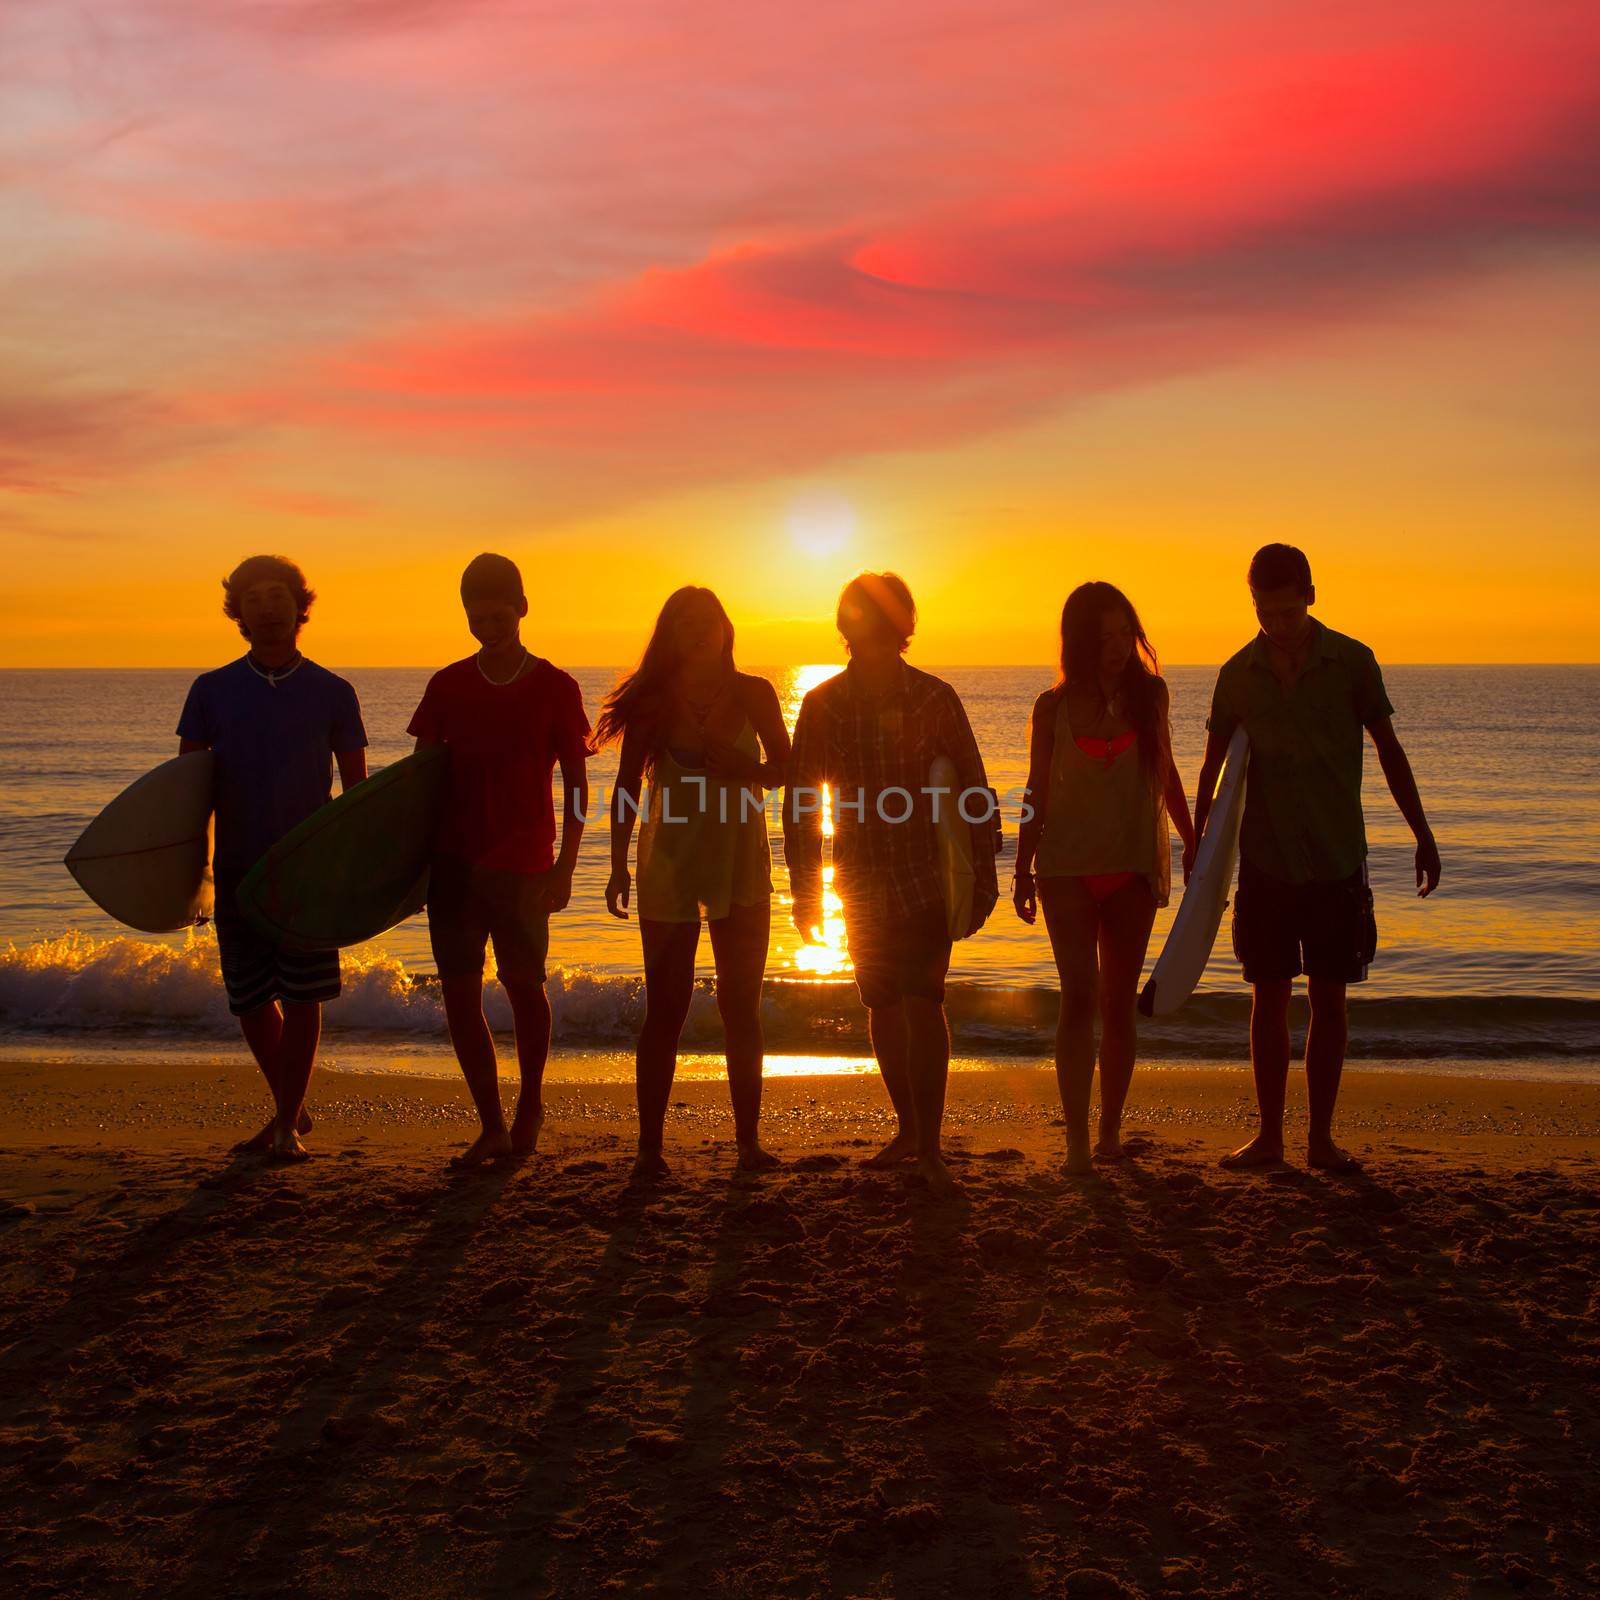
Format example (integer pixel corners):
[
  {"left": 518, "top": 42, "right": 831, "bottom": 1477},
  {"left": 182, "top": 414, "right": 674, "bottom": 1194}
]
[{"left": 177, "top": 656, "right": 367, "bottom": 884}]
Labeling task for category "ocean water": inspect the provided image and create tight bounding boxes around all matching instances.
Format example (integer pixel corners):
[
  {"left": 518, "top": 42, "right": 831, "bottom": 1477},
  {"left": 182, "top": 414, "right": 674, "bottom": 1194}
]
[{"left": 2, "top": 664, "right": 1597, "bottom": 1065}]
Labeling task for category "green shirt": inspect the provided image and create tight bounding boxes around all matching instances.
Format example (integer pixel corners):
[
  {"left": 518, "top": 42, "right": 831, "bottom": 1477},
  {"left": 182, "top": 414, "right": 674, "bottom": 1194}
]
[{"left": 1208, "top": 620, "right": 1394, "bottom": 885}]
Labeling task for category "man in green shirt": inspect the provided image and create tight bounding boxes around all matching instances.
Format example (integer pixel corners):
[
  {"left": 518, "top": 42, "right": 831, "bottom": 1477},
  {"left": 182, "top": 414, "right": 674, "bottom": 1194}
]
[{"left": 1194, "top": 544, "right": 1442, "bottom": 1172}]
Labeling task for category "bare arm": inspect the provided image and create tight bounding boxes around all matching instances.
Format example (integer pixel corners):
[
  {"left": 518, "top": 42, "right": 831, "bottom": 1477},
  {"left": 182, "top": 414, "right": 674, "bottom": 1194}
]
[
  {"left": 539, "top": 747, "right": 588, "bottom": 913},
  {"left": 1368, "top": 716, "right": 1441, "bottom": 896},
  {"left": 606, "top": 725, "right": 646, "bottom": 919},
  {"left": 1155, "top": 682, "right": 1195, "bottom": 878},
  {"left": 749, "top": 676, "right": 791, "bottom": 786},
  {"left": 1013, "top": 692, "right": 1055, "bottom": 925},
  {"left": 335, "top": 748, "right": 368, "bottom": 791},
  {"left": 1164, "top": 756, "right": 1196, "bottom": 864}
]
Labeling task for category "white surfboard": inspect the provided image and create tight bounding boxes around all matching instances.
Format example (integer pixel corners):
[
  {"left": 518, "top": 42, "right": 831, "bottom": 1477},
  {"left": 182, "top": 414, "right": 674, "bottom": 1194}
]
[
  {"left": 1138, "top": 726, "right": 1248, "bottom": 1017},
  {"left": 64, "top": 752, "right": 215, "bottom": 933},
  {"left": 929, "top": 754, "right": 976, "bottom": 941}
]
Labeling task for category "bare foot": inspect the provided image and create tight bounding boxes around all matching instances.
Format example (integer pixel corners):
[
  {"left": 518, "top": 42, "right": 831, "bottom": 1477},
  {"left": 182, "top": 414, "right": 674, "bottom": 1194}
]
[
  {"left": 862, "top": 1129, "right": 917, "bottom": 1169},
  {"left": 510, "top": 1104, "right": 545, "bottom": 1159},
  {"left": 448, "top": 1130, "right": 514, "bottom": 1171},
  {"left": 1220, "top": 1134, "right": 1285, "bottom": 1170},
  {"left": 1308, "top": 1141, "right": 1363, "bottom": 1173},
  {"left": 233, "top": 1110, "right": 312, "bottom": 1154},
  {"left": 915, "top": 1153, "right": 959, "bottom": 1199},
  {"left": 1093, "top": 1135, "right": 1125, "bottom": 1162},
  {"left": 269, "top": 1128, "right": 311, "bottom": 1164},
  {"left": 630, "top": 1149, "right": 672, "bottom": 1184},
  {"left": 1062, "top": 1146, "right": 1094, "bottom": 1177},
  {"left": 737, "top": 1142, "right": 781, "bottom": 1172}
]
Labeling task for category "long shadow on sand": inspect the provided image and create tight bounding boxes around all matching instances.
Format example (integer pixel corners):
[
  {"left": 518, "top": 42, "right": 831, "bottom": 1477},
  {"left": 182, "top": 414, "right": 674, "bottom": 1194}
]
[{"left": 162, "top": 1159, "right": 524, "bottom": 1597}]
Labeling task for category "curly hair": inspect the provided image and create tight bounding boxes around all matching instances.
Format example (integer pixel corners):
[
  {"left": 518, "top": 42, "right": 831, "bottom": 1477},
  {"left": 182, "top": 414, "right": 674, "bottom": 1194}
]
[{"left": 221, "top": 555, "right": 316, "bottom": 639}]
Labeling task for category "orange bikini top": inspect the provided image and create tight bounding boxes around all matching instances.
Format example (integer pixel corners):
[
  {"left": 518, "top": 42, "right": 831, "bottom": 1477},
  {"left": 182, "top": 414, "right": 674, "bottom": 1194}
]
[{"left": 1074, "top": 730, "right": 1137, "bottom": 767}]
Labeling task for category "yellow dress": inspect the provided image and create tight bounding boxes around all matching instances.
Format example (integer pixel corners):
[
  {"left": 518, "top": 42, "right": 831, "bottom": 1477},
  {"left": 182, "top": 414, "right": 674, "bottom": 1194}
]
[{"left": 636, "top": 718, "right": 773, "bottom": 922}]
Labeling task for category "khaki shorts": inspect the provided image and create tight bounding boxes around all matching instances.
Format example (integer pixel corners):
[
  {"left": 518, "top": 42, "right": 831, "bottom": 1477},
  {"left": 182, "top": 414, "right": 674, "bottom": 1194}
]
[
  {"left": 426, "top": 855, "right": 550, "bottom": 983},
  {"left": 842, "top": 902, "right": 952, "bottom": 1010}
]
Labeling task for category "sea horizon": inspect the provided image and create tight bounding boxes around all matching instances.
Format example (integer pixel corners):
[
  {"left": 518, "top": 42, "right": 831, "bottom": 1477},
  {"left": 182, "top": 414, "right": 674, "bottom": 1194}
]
[{"left": 4, "top": 665, "right": 1596, "bottom": 1073}]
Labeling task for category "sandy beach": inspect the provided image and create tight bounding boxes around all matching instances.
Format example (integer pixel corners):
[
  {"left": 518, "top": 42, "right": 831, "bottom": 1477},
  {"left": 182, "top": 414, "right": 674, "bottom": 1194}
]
[{"left": 2, "top": 1056, "right": 1597, "bottom": 1599}]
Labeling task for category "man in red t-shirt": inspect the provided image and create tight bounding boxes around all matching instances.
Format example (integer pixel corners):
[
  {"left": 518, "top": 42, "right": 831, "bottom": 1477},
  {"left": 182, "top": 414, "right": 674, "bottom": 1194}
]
[{"left": 410, "top": 553, "right": 591, "bottom": 1168}]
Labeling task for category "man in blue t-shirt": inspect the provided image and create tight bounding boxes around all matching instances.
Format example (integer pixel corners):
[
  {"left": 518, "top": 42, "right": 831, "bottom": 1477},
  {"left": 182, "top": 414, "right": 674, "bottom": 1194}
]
[{"left": 177, "top": 554, "right": 368, "bottom": 1161}]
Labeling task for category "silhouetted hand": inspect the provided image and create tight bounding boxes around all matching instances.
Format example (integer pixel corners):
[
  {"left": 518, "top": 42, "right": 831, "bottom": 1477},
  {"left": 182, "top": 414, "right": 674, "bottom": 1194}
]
[
  {"left": 792, "top": 894, "right": 823, "bottom": 943},
  {"left": 605, "top": 867, "right": 632, "bottom": 920},
  {"left": 1012, "top": 871, "right": 1037, "bottom": 925},
  {"left": 1181, "top": 837, "right": 1196, "bottom": 885},
  {"left": 1415, "top": 832, "right": 1441, "bottom": 897},
  {"left": 534, "top": 863, "right": 574, "bottom": 914}
]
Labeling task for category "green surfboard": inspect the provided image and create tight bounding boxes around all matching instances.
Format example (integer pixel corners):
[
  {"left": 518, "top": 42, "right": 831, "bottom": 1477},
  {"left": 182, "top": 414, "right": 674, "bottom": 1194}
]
[{"left": 237, "top": 745, "right": 447, "bottom": 952}]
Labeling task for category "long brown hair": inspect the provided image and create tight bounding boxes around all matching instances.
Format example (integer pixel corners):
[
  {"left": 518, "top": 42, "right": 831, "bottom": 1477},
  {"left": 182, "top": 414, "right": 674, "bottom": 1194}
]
[
  {"left": 1056, "top": 581, "right": 1167, "bottom": 783},
  {"left": 591, "top": 586, "right": 737, "bottom": 776}
]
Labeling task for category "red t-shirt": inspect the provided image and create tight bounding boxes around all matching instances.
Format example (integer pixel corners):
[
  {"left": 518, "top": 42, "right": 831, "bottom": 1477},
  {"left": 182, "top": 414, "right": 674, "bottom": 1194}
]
[{"left": 408, "top": 656, "right": 591, "bottom": 874}]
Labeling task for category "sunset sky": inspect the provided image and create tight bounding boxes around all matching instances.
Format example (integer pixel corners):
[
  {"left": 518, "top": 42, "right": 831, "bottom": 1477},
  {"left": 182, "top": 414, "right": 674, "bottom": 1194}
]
[{"left": 4, "top": 0, "right": 1597, "bottom": 667}]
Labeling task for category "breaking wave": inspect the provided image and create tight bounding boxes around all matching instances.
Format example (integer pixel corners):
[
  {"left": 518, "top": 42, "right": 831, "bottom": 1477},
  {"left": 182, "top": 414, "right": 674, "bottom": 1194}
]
[{"left": 3, "top": 931, "right": 1598, "bottom": 1060}]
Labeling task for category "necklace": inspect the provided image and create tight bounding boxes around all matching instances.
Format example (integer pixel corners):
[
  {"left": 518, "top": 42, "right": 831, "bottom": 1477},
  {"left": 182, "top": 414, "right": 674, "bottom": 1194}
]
[
  {"left": 245, "top": 651, "right": 303, "bottom": 689},
  {"left": 679, "top": 671, "right": 730, "bottom": 725},
  {"left": 477, "top": 646, "right": 529, "bottom": 686}
]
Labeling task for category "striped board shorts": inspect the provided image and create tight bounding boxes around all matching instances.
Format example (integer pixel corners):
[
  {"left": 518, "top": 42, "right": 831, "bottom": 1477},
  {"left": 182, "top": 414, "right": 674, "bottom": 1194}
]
[{"left": 212, "top": 887, "right": 341, "bottom": 1017}]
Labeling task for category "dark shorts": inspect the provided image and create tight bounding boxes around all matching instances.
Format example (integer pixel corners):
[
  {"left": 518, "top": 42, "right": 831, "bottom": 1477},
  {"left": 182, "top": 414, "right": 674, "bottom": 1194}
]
[
  {"left": 842, "top": 902, "right": 952, "bottom": 1010},
  {"left": 1231, "top": 859, "right": 1377, "bottom": 986},
  {"left": 427, "top": 856, "right": 550, "bottom": 983},
  {"left": 213, "top": 887, "right": 340, "bottom": 1017}
]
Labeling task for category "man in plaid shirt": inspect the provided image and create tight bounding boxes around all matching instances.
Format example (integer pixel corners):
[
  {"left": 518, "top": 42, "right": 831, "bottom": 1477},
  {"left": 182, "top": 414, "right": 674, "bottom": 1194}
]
[{"left": 784, "top": 573, "right": 999, "bottom": 1197}]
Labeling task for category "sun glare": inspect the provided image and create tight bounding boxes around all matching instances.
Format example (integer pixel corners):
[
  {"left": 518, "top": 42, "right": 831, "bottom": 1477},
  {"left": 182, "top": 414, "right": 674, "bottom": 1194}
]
[{"left": 785, "top": 490, "right": 856, "bottom": 558}]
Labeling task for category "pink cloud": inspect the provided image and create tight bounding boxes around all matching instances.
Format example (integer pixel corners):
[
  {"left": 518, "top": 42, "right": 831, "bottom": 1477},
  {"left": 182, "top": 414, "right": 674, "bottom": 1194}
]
[{"left": 6, "top": 0, "right": 1599, "bottom": 511}]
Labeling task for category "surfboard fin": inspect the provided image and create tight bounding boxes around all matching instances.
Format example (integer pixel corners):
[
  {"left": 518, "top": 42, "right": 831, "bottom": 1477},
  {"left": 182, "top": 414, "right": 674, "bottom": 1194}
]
[{"left": 1137, "top": 977, "right": 1157, "bottom": 1018}]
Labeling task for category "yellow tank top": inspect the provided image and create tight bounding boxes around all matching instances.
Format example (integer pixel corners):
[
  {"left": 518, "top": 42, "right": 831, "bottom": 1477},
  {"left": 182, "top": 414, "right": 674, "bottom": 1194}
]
[{"left": 1035, "top": 693, "right": 1171, "bottom": 906}]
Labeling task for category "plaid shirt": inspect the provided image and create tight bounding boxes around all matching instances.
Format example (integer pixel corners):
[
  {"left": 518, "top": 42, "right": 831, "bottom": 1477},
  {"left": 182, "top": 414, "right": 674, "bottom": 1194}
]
[{"left": 783, "top": 659, "right": 998, "bottom": 917}]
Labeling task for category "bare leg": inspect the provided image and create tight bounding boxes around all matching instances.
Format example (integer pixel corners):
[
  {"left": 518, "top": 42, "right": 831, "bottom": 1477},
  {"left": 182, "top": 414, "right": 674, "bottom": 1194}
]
[
  {"left": 635, "top": 918, "right": 698, "bottom": 1179},
  {"left": 268, "top": 1001, "right": 321, "bottom": 1160},
  {"left": 1094, "top": 880, "right": 1158, "bottom": 1158},
  {"left": 1222, "top": 978, "right": 1292, "bottom": 1168},
  {"left": 903, "top": 995, "right": 956, "bottom": 1197},
  {"left": 862, "top": 1002, "right": 917, "bottom": 1167},
  {"left": 707, "top": 900, "right": 777, "bottom": 1169},
  {"left": 442, "top": 973, "right": 513, "bottom": 1168},
  {"left": 234, "top": 1002, "right": 285, "bottom": 1151},
  {"left": 1305, "top": 976, "right": 1358, "bottom": 1170},
  {"left": 233, "top": 1003, "right": 314, "bottom": 1153},
  {"left": 502, "top": 977, "right": 552, "bottom": 1156},
  {"left": 1041, "top": 880, "right": 1099, "bottom": 1175}
]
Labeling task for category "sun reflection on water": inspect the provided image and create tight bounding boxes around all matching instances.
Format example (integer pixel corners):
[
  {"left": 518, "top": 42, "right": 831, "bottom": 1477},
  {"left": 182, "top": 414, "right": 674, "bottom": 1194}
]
[{"left": 781, "top": 664, "right": 849, "bottom": 979}]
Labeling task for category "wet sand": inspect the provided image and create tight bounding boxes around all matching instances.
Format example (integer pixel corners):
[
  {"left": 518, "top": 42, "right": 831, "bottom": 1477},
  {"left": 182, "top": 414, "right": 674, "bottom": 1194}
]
[{"left": 2, "top": 1055, "right": 1598, "bottom": 1598}]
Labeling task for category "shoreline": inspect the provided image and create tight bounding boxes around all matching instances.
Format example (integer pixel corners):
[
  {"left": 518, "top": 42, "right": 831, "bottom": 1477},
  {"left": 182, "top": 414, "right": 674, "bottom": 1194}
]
[
  {"left": 4, "top": 1055, "right": 1599, "bottom": 1167},
  {"left": 4, "top": 1036, "right": 1600, "bottom": 1087}
]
